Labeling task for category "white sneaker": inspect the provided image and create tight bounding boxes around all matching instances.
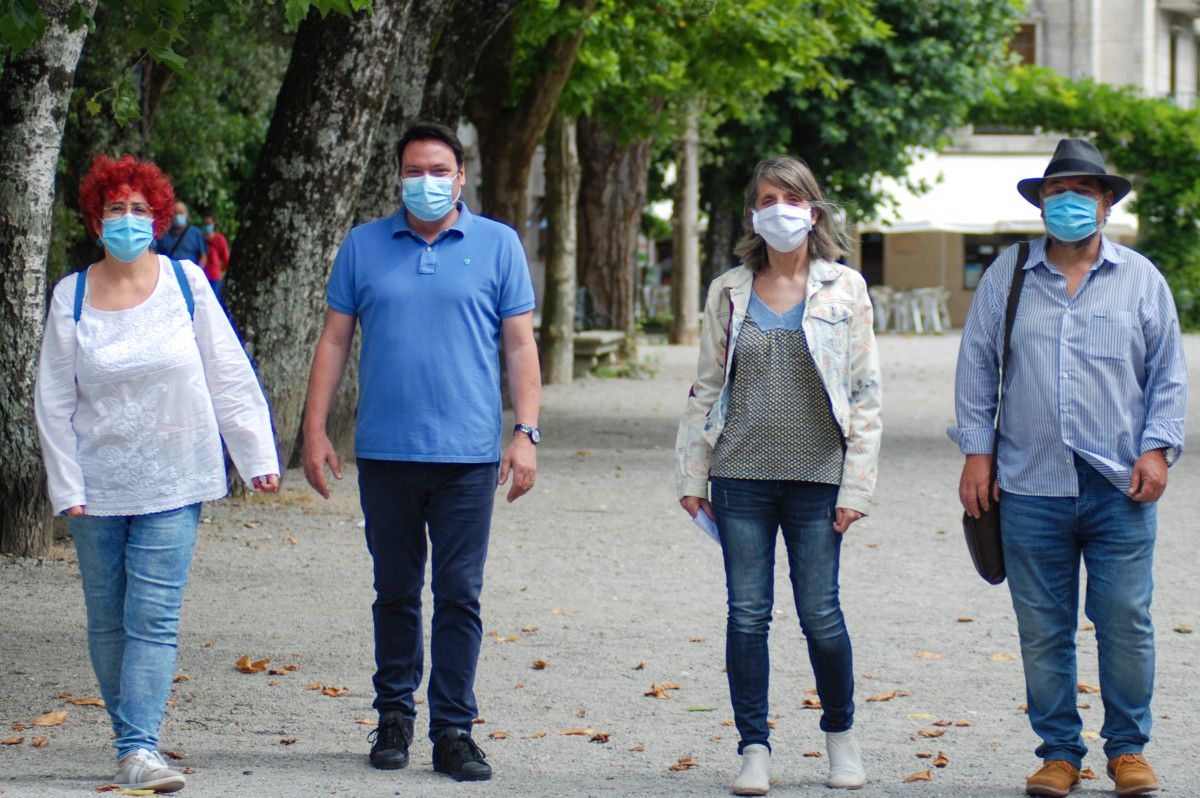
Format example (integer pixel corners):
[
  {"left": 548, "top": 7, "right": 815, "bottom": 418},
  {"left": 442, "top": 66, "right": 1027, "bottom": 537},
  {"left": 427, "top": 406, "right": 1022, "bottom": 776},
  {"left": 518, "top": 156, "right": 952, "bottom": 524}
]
[
  {"left": 732, "top": 744, "right": 770, "bottom": 795},
  {"left": 114, "top": 749, "right": 186, "bottom": 793},
  {"left": 825, "top": 729, "right": 866, "bottom": 789}
]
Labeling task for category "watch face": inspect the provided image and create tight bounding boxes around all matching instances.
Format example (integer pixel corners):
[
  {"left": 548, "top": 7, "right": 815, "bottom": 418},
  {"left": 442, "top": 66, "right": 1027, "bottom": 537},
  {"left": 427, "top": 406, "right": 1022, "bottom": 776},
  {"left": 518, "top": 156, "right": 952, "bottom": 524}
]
[{"left": 530, "top": 427, "right": 541, "bottom": 444}]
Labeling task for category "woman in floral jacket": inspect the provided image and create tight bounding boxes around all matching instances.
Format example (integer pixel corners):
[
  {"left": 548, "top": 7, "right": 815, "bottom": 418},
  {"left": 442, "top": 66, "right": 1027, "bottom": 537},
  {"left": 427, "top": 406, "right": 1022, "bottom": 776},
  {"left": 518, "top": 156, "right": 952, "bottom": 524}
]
[{"left": 675, "top": 156, "right": 882, "bottom": 796}]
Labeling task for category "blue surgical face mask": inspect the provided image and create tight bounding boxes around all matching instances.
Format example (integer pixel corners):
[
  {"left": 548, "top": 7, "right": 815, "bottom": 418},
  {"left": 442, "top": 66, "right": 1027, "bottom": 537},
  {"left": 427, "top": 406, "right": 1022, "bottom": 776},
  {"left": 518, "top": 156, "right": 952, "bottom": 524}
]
[
  {"left": 202, "top": 224, "right": 215, "bottom": 234},
  {"left": 402, "top": 174, "right": 458, "bottom": 222},
  {"left": 1043, "top": 191, "right": 1099, "bottom": 243},
  {"left": 101, "top": 213, "right": 156, "bottom": 262},
  {"left": 173, "top": 213, "right": 188, "bottom": 228}
]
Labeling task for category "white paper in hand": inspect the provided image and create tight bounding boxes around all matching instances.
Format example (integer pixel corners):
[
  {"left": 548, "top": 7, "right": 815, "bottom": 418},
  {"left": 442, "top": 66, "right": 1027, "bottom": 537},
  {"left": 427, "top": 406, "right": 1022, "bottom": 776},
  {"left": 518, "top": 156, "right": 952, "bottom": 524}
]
[{"left": 691, "top": 510, "right": 720, "bottom": 544}]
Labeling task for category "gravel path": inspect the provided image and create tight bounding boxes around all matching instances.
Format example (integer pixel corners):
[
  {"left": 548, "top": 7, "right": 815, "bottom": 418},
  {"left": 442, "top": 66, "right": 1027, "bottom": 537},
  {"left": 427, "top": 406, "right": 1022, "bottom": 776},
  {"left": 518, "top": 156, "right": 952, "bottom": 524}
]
[{"left": 2, "top": 335, "right": 1198, "bottom": 797}]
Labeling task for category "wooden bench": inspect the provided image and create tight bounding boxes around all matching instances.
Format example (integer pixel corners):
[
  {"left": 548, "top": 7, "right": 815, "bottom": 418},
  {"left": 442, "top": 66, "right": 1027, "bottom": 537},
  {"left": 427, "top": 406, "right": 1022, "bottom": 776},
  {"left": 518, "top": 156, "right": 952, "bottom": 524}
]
[{"left": 573, "top": 330, "right": 625, "bottom": 377}]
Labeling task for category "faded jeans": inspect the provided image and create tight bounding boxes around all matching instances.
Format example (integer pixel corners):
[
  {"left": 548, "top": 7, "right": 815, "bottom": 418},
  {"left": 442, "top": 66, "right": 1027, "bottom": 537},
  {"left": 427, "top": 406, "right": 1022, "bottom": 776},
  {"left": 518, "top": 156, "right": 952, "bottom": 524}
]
[
  {"left": 1000, "top": 456, "right": 1156, "bottom": 767},
  {"left": 710, "top": 477, "right": 854, "bottom": 753},
  {"left": 69, "top": 503, "right": 199, "bottom": 761}
]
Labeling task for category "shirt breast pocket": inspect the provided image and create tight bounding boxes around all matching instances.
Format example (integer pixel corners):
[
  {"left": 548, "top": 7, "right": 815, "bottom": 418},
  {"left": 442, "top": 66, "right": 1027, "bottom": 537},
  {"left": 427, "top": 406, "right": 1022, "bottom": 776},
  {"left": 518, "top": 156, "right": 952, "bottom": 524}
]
[
  {"left": 1086, "top": 310, "right": 1136, "bottom": 360},
  {"left": 808, "top": 302, "right": 851, "bottom": 353}
]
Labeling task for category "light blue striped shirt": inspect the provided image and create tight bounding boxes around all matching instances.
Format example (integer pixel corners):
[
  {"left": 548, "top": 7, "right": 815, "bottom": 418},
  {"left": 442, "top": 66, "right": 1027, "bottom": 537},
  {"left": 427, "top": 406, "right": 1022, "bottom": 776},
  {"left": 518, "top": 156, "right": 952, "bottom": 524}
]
[{"left": 948, "top": 235, "right": 1187, "bottom": 497}]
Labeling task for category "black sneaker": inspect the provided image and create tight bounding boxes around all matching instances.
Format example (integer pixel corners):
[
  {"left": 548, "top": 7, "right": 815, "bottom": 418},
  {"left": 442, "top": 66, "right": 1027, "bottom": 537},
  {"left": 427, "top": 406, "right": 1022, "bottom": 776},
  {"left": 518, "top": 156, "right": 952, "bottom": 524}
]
[
  {"left": 368, "top": 712, "right": 413, "bottom": 770},
  {"left": 433, "top": 729, "right": 492, "bottom": 782}
]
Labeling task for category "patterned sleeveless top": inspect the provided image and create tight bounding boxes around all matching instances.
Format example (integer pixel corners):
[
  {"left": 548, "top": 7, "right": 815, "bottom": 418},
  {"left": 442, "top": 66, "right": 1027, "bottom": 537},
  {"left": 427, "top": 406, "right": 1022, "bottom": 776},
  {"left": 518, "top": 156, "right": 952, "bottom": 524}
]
[{"left": 711, "top": 293, "right": 844, "bottom": 483}]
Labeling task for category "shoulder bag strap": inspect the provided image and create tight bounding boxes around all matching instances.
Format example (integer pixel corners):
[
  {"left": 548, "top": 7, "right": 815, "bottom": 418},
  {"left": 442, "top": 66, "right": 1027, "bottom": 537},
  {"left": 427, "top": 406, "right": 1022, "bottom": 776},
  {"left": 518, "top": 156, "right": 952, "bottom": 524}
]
[
  {"left": 170, "top": 258, "right": 195, "bottom": 320},
  {"left": 990, "top": 241, "right": 1030, "bottom": 481},
  {"left": 72, "top": 268, "right": 88, "bottom": 323}
]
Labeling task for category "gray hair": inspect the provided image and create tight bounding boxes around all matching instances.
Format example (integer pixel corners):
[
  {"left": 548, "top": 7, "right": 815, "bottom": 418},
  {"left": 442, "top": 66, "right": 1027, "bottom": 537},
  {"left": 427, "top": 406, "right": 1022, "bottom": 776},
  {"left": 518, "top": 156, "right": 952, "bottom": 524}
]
[{"left": 733, "top": 156, "right": 850, "bottom": 271}]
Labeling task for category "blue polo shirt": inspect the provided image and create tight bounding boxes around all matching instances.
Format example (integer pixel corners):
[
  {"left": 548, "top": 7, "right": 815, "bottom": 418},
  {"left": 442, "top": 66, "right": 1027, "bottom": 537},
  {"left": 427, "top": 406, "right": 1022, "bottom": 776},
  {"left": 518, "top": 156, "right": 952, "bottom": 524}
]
[
  {"left": 156, "top": 225, "right": 207, "bottom": 262},
  {"left": 327, "top": 202, "right": 535, "bottom": 462}
]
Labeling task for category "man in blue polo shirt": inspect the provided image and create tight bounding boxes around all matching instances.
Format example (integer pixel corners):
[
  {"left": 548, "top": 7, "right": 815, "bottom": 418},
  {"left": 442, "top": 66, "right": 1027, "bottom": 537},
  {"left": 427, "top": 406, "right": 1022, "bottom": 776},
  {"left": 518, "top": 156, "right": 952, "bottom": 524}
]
[
  {"left": 301, "top": 122, "right": 540, "bottom": 783},
  {"left": 155, "top": 200, "right": 207, "bottom": 266}
]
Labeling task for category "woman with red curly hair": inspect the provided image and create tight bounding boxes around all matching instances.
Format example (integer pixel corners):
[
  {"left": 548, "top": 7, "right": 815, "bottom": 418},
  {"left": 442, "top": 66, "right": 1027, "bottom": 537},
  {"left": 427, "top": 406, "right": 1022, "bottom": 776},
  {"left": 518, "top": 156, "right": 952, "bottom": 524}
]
[{"left": 34, "top": 154, "right": 281, "bottom": 793}]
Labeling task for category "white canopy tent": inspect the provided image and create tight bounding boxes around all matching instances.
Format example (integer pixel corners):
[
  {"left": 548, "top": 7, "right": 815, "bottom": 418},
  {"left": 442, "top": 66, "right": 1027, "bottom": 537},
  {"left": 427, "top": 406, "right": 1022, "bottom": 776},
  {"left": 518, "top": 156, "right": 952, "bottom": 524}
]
[{"left": 861, "top": 150, "right": 1138, "bottom": 236}]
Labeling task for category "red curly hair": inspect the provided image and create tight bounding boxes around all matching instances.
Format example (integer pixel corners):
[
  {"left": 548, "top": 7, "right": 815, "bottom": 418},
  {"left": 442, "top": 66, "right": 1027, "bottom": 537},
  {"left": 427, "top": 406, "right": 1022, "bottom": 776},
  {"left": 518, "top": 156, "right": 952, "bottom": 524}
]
[{"left": 78, "top": 154, "right": 175, "bottom": 238}]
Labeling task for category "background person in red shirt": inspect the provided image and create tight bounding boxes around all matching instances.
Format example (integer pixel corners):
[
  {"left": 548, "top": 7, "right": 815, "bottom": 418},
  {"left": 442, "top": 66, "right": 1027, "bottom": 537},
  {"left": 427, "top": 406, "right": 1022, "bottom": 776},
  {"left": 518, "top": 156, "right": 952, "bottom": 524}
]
[{"left": 201, "top": 212, "right": 230, "bottom": 297}]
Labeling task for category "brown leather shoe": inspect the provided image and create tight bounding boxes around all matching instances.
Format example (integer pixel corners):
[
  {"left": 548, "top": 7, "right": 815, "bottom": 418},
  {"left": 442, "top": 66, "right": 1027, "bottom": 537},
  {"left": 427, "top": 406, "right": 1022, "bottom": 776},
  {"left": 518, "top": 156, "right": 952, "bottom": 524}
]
[
  {"left": 1107, "top": 753, "right": 1159, "bottom": 795},
  {"left": 1026, "top": 759, "right": 1081, "bottom": 797}
]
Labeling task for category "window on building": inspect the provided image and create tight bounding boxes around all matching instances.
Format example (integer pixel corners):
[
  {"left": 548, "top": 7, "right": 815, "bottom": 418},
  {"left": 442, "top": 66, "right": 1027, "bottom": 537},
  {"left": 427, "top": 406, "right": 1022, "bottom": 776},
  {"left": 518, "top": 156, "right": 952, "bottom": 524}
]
[
  {"left": 1011, "top": 24, "right": 1037, "bottom": 66},
  {"left": 963, "top": 234, "right": 1026, "bottom": 290},
  {"left": 859, "top": 233, "right": 883, "bottom": 287}
]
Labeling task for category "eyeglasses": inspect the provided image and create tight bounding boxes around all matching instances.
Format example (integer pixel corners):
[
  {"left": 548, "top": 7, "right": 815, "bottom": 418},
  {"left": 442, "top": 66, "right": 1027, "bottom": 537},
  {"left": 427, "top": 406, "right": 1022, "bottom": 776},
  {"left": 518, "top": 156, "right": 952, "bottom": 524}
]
[{"left": 103, "top": 202, "right": 154, "bottom": 219}]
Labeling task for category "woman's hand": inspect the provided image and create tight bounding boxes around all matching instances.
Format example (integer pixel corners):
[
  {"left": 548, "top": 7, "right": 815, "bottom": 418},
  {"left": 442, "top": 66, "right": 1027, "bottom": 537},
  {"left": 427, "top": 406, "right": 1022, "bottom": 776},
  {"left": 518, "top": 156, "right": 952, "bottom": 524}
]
[
  {"left": 252, "top": 474, "right": 280, "bottom": 493},
  {"left": 680, "top": 495, "right": 714, "bottom": 520},
  {"left": 65, "top": 505, "right": 86, "bottom": 516},
  {"left": 833, "top": 507, "right": 862, "bottom": 534}
]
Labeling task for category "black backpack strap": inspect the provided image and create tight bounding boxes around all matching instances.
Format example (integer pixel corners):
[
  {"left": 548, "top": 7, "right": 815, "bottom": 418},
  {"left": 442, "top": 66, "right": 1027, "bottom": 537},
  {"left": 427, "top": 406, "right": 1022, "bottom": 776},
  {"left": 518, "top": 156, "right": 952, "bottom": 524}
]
[{"left": 990, "top": 241, "right": 1030, "bottom": 480}]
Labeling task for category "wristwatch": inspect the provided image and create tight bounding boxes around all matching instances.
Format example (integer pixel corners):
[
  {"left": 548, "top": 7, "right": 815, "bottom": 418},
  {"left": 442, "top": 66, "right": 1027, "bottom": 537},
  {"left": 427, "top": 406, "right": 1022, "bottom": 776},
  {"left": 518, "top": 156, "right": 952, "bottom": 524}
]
[{"left": 513, "top": 423, "right": 541, "bottom": 445}]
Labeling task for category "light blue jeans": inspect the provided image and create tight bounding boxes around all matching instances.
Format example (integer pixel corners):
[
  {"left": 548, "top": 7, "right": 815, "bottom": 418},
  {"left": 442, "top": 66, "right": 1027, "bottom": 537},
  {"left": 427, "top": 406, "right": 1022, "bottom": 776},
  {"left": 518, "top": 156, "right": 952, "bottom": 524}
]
[
  {"left": 1000, "top": 456, "right": 1156, "bottom": 767},
  {"left": 68, "top": 504, "right": 200, "bottom": 761}
]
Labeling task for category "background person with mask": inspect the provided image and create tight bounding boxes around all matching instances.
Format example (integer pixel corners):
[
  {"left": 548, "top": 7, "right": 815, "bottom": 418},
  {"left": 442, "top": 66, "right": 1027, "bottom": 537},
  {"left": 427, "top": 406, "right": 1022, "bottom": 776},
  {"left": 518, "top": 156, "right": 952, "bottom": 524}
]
[
  {"left": 34, "top": 153, "right": 280, "bottom": 794},
  {"left": 950, "top": 138, "right": 1187, "bottom": 798},
  {"left": 155, "top": 200, "right": 207, "bottom": 267},
  {"left": 675, "top": 155, "right": 882, "bottom": 795},
  {"left": 200, "top": 211, "right": 230, "bottom": 297},
  {"left": 300, "top": 121, "right": 541, "bottom": 783}
]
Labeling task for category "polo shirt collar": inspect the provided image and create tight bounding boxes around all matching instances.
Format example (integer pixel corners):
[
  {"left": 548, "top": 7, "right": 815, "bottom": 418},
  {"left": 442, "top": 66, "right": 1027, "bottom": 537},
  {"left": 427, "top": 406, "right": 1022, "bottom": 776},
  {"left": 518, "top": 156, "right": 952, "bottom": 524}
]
[{"left": 391, "top": 200, "right": 476, "bottom": 239}]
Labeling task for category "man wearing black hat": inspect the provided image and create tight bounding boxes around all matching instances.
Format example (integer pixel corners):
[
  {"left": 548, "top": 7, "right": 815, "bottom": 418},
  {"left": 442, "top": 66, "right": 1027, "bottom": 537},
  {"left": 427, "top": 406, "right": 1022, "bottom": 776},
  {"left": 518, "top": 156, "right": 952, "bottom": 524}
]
[{"left": 949, "top": 139, "right": 1188, "bottom": 797}]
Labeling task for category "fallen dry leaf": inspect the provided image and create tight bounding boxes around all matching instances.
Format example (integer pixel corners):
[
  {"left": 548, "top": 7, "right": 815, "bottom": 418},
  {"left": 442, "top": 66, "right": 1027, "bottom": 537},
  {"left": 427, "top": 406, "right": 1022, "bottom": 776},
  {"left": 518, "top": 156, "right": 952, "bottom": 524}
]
[
  {"left": 532, "top": 659, "right": 549, "bottom": 670},
  {"left": 515, "top": 683, "right": 525, "bottom": 689},
  {"left": 1078, "top": 682, "right": 1100, "bottom": 694},
  {"left": 907, "top": 713, "right": 933, "bottom": 720},
  {"left": 306, "top": 683, "right": 322, "bottom": 690},
  {"left": 669, "top": 757, "right": 699, "bottom": 772},
  {"left": 917, "top": 729, "right": 946, "bottom": 738},
  {"left": 915, "top": 651, "right": 941, "bottom": 660},
  {"left": 915, "top": 752, "right": 933, "bottom": 759},
  {"left": 803, "top": 751, "right": 823, "bottom": 758},
  {"left": 521, "top": 626, "right": 539, "bottom": 633},
  {"left": 172, "top": 674, "right": 190, "bottom": 683},
  {"left": 721, "top": 720, "right": 735, "bottom": 727},
  {"left": 1080, "top": 767, "right": 1097, "bottom": 780},
  {"left": 473, "top": 717, "right": 486, "bottom": 724},
  {"left": 1078, "top": 702, "right": 1091, "bottom": 709},
  {"left": 934, "top": 752, "right": 949, "bottom": 768},
  {"left": 521, "top": 731, "right": 547, "bottom": 739},
  {"left": 767, "top": 721, "right": 776, "bottom": 730},
  {"left": 589, "top": 732, "right": 610, "bottom": 743},
  {"left": 281, "top": 536, "right": 299, "bottom": 545},
  {"left": 31, "top": 711, "right": 67, "bottom": 728},
  {"left": 932, "top": 720, "right": 952, "bottom": 727},
  {"left": 866, "top": 690, "right": 899, "bottom": 702},
  {"left": 267, "top": 680, "right": 280, "bottom": 687},
  {"left": 991, "top": 653, "right": 1018, "bottom": 662},
  {"left": 628, "top": 743, "right": 645, "bottom": 752},
  {"left": 560, "top": 728, "right": 593, "bottom": 736},
  {"left": 54, "top": 691, "right": 73, "bottom": 700},
  {"left": 355, "top": 718, "right": 377, "bottom": 727},
  {"left": 321, "top": 686, "right": 348, "bottom": 697},
  {"left": 1079, "top": 623, "right": 1095, "bottom": 632},
  {"left": 488, "top": 731, "right": 508, "bottom": 740},
  {"left": 497, "top": 635, "right": 519, "bottom": 644},
  {"left": 575, "top": 449, "right": 591, "bottom": 456},
  {"left": 549, "top": 608, "right": 578, "bottom": 616},
  {"left": 280, "top": 738, "right": 296, "bottom": 745},
  {"left": 688, "top": 636, "right": 703, "bottom": 643},
  {"left": 162, "top": 750, "right": 184, "bottom": 760},
  {"left": 1082, "top": 730, "right": 1100, "bottom": 740},
  {"left": 957, "top": 617, "right": 974, "bottom": 623},
  {"left": 955, "top": 720, "right": 975, "bottom": 727},
  {"left": 116, "top": 790, "right": 155, "bottom": 796},
  {"left": 31, "top": 736, "right": 49, "bottom": 748},
  {"left": 267, "top": 668, "right": 289, "bottom": 676},
  {"left": 632, "top": 661, "right": 645, "bottom": 670},
  {"left": 904, "top": 770, "right": 933, "bottom": 782},
  {"left": 802, "top": 698, "right": 822, "bottom": 709},
  {"left": 181, "top": 767, "right": 195, "bottom": 775},
  {"left": 1174, "top": 625, "right": 1194, "bottom": 634},
  {"left": 575, "top": 709, "right": 586, "bottom": 719},
  {"left": 284, "top": 664, "right": 300, "bottom": 672},
  {"left": 96, "top": 787, "right": 120, "bottom": 793},
  {"left": 202, "top": 640, "right": 214, "bottom": 648},
  {"left": 644, "top": 683, "right": 682, "bottom": 699},
  {"left": 2, "top": 737, "right": 24, "bottom": 745},
  {"left": 235, "top": 656, "right": 270, "bottom": 674}
]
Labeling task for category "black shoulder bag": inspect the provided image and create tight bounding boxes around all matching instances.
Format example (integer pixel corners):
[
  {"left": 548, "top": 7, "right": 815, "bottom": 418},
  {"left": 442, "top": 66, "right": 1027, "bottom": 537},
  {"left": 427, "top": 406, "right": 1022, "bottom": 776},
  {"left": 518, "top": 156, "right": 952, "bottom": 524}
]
[{"left": 962, "top": 242, "right": 1028, "bottom": 585}]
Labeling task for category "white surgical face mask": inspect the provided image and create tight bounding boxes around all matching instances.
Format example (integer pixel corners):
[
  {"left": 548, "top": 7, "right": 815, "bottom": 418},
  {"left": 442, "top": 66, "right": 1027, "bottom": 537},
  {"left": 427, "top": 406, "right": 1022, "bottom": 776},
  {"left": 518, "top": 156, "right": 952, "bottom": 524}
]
[{"left": 751, "top": 203, "right": 813, "bottom": 253}]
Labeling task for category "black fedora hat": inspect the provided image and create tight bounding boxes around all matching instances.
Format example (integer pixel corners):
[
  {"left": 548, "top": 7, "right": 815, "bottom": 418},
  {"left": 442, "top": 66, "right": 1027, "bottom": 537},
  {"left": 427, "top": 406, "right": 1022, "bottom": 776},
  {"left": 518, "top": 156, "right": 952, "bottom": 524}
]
[{"left": 1017, "top": 138, "right": 1131, "bottom": 206}]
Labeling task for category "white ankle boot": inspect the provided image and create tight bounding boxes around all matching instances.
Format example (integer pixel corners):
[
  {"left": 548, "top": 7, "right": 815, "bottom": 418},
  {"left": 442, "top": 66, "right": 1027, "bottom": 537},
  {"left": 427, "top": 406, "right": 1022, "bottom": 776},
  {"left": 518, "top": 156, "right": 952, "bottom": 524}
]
[
  {"left": 825, "top": 729, "right": 866, "bottom": 788},
  {"left": 732, "top": 743, "right": 770, "bottom": 795}
]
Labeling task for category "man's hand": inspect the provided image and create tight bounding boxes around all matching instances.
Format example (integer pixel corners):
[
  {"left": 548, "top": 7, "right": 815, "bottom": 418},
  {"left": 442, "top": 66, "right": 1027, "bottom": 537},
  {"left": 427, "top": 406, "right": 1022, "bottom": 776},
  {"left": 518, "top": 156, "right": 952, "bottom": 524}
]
[
  {"left": 833, "top": 507, "right": 863, "bottom": 534},
  {"left": 65, "top": 505, "right": 86, "bottom": 516},
  {"left": 680, "top": 495, "right": 714, "bottom": 520},
  {"left": 959, "top": 453, "right": 998, "bottom": 518},
  {"left": 302, "top": 429, "right": 342, "bottom": 499},
  {"left": 499, "top": 434, "right": 536, "bottom": 503},
  {"left": 1129, "top": 449, "right": 1168, "bottom": 503}
]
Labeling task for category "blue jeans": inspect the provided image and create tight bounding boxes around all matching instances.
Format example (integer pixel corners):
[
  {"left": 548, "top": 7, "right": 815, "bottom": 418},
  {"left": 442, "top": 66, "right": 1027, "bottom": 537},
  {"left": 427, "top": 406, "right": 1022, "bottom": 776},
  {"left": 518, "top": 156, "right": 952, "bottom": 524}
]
[
  {"left": 358, "top": 459, "right": 496, "bottom": 743},
  {"left": 68, "top": 504, "right": 200, "bottom": 761},
  {"left": 710, "top": 477, "right": 853, "bottom": 753},
  {"left": 1000, "top": 456, "right": 1156, "bottom": 767}
]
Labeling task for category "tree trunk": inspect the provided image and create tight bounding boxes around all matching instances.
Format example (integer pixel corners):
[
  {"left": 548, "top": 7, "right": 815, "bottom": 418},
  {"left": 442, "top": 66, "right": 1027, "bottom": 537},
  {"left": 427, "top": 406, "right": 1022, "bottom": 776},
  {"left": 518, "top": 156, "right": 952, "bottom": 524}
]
[
  {"left": 419, "top": 0, "right": 520, "bottom": 124},
  {"left": 224, "top": 0, "right": 411, "bottom": 470},
  {"left": 539, "top": 113, "right": 580, "bottom": 384},
  {"left": 670, "top": 102, "right": 701, "bottom": 345},
  {"left": 465, "top": 0, "right": 595, "bottom": 227},
  {"left": 576, "top": 116, "right": 652, "bottom": 354},
  {"left": 0, "top": 0, "right": 96, "bottom": 556},
  {"left": 701, "top": 180, "right": 739, "bottom": 287}
]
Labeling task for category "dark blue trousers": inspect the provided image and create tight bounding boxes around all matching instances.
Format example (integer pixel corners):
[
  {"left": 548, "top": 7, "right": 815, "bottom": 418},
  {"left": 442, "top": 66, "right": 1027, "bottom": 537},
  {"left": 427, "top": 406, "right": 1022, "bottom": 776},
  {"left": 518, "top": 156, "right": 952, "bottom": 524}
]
[{"left": 358, "top": 459, "right": 497, "bottom": 742}]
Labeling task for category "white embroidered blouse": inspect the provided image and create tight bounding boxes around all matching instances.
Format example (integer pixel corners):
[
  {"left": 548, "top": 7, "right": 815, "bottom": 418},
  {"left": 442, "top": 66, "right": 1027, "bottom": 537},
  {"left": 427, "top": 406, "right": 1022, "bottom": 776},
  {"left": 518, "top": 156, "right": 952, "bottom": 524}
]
[{"left": 35, "top": 257, "right": 279, "bottom": 516}]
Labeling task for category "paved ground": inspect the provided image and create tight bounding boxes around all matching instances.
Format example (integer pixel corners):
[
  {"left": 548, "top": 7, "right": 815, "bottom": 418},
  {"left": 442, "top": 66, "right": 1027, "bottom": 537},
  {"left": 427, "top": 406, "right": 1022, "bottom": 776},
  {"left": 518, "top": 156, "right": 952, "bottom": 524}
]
[{"left": 2, "top": 334, "right": 1198, "bottom": 797}]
